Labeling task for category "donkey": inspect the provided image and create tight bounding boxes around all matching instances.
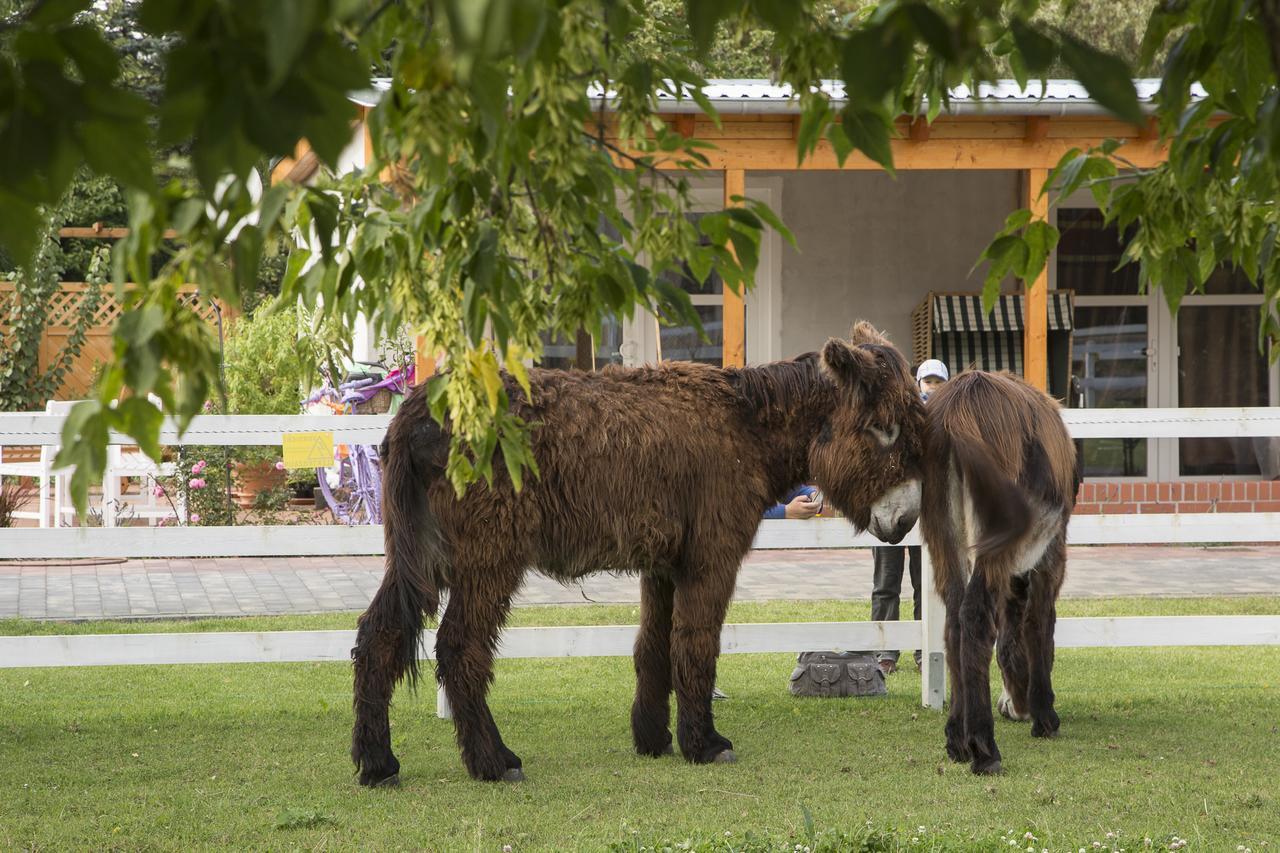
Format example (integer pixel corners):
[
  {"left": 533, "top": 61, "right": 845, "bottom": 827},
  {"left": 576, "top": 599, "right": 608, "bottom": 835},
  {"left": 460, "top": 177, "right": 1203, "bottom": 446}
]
[
  {"left": 920, "top": 370, "right": 1079, "bottom": 775},
  {"left": 351, "top": 322, "right": 925, "bottom": 787}
]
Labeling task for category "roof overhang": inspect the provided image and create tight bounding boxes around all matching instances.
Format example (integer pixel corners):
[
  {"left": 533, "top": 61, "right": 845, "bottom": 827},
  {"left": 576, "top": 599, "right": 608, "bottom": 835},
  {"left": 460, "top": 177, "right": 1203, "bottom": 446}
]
[{"left": 351, "top": 77, "right": 1204, "bottom": 118}]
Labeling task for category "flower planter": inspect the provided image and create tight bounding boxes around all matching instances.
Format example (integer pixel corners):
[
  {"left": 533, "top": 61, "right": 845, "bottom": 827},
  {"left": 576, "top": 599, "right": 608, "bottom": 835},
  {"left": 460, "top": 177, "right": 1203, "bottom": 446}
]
[{"left": 232, "top": 460, "right": 287, "bottom": 509}]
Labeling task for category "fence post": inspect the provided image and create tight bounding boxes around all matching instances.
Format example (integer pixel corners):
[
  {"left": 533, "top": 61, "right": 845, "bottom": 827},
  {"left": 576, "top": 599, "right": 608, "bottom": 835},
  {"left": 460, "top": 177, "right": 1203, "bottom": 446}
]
[{"left": 919, "top": 543, "right": 946, "bottom": 710}]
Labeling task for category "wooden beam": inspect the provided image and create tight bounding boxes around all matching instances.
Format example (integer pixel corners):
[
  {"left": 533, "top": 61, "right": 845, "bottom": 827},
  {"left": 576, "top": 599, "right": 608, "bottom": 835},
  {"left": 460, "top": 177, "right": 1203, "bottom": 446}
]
[
  {"left": 58, "top": 226, "right": 178, "bottom": 240},
  {"left": 1139, "top": 116, "right": 1159, "bottom": 140},
  {"left": 673, "top": 113, "right": 696, "bottom": 138},
  {"left": 1025, "top": 116, "right": 1050, "bottom": 142},
  {"left": 1024, "top": 168, "right": 1050, "bottom": 391},
  {"left": 271, "top": 138, "right": 316, "bottom": 184},
  {"left": 908, "top": 117, "right": 930, "bottom": 142},
  {"left": 605, "top": 137, "right": 1170, "bottom": 171},
  {"left": 722, "top": 169, "right": 746, "bottom": 368}
]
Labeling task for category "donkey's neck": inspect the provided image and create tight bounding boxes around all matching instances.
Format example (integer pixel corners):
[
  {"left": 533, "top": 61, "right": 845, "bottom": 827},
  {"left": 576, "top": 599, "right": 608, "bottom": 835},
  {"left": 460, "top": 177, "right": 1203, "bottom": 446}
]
[{"left": 724, "top": 356, "right": 834, "bottom": 498}]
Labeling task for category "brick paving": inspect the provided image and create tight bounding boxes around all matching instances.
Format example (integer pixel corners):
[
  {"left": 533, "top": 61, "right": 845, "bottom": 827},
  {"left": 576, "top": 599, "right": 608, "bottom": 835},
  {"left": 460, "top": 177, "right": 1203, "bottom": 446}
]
[{"left": 1, "top": 544, "right": 1277, "bottom": 621}]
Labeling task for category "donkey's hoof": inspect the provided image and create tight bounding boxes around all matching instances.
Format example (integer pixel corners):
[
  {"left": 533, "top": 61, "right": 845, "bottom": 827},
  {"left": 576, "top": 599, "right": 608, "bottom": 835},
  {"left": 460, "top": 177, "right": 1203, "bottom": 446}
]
[
  {"left": 662, "top": 743, "right": 675, "bottom": 756},
  {"left": 372, "top": 773, "right": 400, "bottom": 788},
  {"left": 501, "top": 767, "right": 525, "bottom": 783},
  {"left": 972, "top": 758, "right": 1002, "bottom": 776},
  {"left": 713, "top": 749, "right": 738, "bottom": 764}
]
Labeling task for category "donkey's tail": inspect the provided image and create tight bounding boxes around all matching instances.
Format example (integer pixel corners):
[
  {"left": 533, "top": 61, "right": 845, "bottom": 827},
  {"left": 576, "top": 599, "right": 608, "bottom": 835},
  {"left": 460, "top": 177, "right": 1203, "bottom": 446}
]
[
  {"left": 950, "top": 433, "right": 1033, "bottom": 565},
  {"left": 354, "top": 427, "right": 447, "bottom": 691}
]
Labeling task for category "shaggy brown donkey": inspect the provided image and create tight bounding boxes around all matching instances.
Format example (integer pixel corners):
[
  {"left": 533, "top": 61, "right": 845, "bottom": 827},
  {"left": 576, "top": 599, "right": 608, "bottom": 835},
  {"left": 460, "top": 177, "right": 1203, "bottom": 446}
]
[
  {"left": 921, "top": 370, "right": 1079, "bottom": 775},
  {"left": 352, "top": 322, "right": 926, "bottom": 786}
]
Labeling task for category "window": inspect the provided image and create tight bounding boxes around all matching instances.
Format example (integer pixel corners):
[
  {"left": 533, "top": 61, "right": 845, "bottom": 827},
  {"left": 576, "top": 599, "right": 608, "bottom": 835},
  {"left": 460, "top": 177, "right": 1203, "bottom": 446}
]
[{"left": 1056, "top": 206, "right": 1278, "bottom": 480}]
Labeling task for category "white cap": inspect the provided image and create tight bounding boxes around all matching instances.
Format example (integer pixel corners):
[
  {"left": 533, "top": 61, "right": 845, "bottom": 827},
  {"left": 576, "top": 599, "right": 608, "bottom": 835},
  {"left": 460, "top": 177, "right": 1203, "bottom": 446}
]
[{"left": 916, "top": 359, "right": 949, "bottom": 382}]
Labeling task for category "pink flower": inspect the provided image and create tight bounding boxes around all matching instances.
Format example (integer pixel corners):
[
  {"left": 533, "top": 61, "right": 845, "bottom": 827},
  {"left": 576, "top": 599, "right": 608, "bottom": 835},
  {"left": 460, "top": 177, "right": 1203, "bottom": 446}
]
[
  {"left": 192, "top": 460, "right": 207, "bottom": 474},
  {"left": 156, "top": 517, "right": 166, "bottom": 527},
  {"left": 152, "top": 485, "right": 165, "bottom": 498},
  {"left": 274, "top": 461, "right": 286, "bottom": 471},
  {"left": 189, "top": 513, "right": 201, "bottom": 524},
  {"left": 189, "top": 477, "right": 206, "bottom": 490}
]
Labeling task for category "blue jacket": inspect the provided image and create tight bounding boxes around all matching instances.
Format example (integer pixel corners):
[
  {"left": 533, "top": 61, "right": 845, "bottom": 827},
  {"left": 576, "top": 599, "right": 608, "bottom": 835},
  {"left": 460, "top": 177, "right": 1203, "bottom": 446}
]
[{"left": 763, "top": 485, "right": 819, "bottom": 519}]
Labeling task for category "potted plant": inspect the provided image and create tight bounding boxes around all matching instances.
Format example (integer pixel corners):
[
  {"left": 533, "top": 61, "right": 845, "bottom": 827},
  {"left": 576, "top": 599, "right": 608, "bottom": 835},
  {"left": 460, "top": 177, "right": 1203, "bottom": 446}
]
[{"left": 222, "top": 306, "right": 309, "bottom": 507}]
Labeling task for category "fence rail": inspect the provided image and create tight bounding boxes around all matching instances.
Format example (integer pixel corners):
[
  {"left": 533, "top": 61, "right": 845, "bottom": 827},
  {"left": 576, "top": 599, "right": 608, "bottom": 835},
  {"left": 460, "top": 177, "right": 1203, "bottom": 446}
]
[{"left": 2, "top": 406, "right": 1278, "bottom": 715}]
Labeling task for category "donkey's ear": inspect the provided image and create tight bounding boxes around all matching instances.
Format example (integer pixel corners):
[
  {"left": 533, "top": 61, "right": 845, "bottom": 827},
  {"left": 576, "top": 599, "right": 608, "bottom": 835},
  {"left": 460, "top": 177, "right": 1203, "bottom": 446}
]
[
  {"left": 821, "top": 338, "right": 875, "bottom": 388},
  {"left": 848, "top": 321, "right": 890, "bottom": 347}
]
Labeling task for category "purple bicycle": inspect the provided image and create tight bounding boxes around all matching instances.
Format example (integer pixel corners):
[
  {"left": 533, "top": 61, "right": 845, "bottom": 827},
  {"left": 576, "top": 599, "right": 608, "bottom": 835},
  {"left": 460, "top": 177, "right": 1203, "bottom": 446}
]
[{"left": 302, "top": 364, "right": 413, "bottom": 525}]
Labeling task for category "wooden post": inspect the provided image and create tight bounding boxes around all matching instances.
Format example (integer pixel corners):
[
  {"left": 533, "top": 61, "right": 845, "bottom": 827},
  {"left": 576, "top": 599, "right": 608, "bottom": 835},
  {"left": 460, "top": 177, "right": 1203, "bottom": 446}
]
[
  {"left": 414, "top": 335, "right": 434, "bottom": 385},
  {"left": 722, "top": 169, "right": 747, "bottom": 368},
  {"left": 1023, "top": 168, "right": 1049, "bottom": 391}
]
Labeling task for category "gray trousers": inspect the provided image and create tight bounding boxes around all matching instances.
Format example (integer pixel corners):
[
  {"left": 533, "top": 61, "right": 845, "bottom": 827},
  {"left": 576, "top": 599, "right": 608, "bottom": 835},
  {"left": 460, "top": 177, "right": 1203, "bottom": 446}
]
[{"left": 871, "top": 545, "right": 922, "bottom": 665}]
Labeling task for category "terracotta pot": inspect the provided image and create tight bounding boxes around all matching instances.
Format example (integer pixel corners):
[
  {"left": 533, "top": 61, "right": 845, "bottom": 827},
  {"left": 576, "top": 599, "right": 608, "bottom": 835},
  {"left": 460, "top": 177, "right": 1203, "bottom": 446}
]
[{"left": 232, "top": 460, "right": 287, "bottom": 508}]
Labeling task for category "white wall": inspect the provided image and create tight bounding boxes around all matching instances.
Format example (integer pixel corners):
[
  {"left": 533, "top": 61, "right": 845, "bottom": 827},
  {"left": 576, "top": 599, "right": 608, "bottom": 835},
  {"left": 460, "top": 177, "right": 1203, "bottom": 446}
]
[{"left": 765, "top": 170, "right": 1020, "bottom": 360}]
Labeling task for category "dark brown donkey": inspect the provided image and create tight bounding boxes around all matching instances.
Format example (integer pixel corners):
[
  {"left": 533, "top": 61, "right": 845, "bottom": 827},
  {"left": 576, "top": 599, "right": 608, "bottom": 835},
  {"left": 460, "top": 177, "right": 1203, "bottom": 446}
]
[
  {"left": 351, "top": 322, "right": 925, "bottom": 786},
  {"left": 920, "top": 370, "right": 1079, "bottom": 775}
]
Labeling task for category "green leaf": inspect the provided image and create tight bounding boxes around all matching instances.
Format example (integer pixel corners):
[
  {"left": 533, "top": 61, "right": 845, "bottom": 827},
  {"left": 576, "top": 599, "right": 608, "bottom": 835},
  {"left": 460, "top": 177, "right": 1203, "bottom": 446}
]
[
  {"left": 901, "top": 4, "right": 956, "bottom": 62},
  {"left": 1057, "top": 32, "right": 1143, "bottom": 125},
  {"left": 115, "top": 397, "right": 165, "bottom": 462},
  {"left": 498, "top": 430, "right": 525, "bottom": 492},
  {"left": 76, "top": 120, "right": 154, "bottom": 191},
  {"left": 1023, "top": 220, "right": 1060, "bottom": 284},
  {"left": 841, "top": 106, "right": 895, "bottom": 174},
  {"left": 742, "top": 197, "right": 796, "bottom": 248},
  {"left": 841, "top": 25, "right": 908, "bottom": 107},
  {"left": 1010, "top": 19, "right": 1057, "bottom": 74},
  {"left": 826, "top": 120, "right": 854, "bottom": 167},
  {"left": 265, "top": 0, "right": 314, "bottom": 89},
  {"left": 795, "top": 97, "right": 829, "bottom": 165},
  {"left": 684, "top": 0, "right": 736, "bottom": 56}
]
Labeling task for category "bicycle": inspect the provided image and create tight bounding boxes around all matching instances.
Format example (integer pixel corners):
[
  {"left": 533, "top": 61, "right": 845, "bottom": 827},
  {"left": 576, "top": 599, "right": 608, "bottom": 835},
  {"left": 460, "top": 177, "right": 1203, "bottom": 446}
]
[{"left": 302, "top": 363, "right": 413, "bottom": 525}]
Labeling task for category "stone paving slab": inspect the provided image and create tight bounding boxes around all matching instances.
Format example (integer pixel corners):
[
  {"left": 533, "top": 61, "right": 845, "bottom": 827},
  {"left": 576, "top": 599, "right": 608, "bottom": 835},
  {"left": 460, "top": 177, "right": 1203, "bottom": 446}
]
[{"left": 0, "top": 545, "right": 1277, "bottom": 621}]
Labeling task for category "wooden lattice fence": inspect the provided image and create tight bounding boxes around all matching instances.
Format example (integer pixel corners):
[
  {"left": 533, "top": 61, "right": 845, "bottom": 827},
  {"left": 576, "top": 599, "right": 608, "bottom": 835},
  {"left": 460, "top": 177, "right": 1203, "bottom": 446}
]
[{"left": 0, "top": 283, "right": 226, "bottom": 400}]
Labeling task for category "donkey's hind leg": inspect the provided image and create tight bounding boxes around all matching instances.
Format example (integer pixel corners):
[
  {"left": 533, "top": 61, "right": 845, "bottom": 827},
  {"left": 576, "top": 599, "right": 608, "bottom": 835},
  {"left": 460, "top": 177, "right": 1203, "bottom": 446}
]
[
  {"left": 632, "top": 573, "right": 676, "bottom": 757},
  {"left": 1023, "top": 535, "right": 1065, "bottom": 738},
  {"left": 996, "top": 572, "right": 1032, "bottom": 722},
  {"left": 435, "top": 570, "right": 524, "bottom": 782},
  {"left": 671, "top": 559, "right": 737, "bottom": 764},
  {"left": 352, "top": 579, "right": 424, "bottom": 787},
  {"left": 958, "top": 567, "right": 1002, "bottom": 775}
]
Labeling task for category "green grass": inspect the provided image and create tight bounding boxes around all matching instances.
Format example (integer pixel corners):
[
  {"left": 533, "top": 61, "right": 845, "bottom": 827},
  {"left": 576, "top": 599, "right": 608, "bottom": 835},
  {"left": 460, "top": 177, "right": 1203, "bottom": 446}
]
[
  {"left": 3, "top": 595, "right": 1278, "bottom": 636},
  {"left": 1, "top": 598, "right": 1278, "bottom": 850}
]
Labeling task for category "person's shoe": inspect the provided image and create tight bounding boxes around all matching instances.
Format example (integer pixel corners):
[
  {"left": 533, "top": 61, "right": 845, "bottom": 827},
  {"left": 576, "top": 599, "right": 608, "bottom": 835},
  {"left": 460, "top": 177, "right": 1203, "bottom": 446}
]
[
  {"left": 878, "top": 659, "right": 898, "bottom": 676},
  {"left": 712, "top": 686, "right": 728, "bottom": 700}
]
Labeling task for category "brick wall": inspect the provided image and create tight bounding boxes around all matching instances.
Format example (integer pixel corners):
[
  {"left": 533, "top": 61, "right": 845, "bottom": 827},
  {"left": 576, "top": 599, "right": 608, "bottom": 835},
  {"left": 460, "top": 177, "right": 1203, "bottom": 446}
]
[{"left": 1075, "top": 480, "right": 1280, "bottom": 515}]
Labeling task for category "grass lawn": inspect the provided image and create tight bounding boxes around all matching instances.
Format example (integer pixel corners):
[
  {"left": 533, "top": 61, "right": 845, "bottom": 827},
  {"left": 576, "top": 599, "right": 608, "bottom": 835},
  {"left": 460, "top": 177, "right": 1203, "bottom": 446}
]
[{"left": 1, "top": 598, "right": 1278, "bottom": 851}]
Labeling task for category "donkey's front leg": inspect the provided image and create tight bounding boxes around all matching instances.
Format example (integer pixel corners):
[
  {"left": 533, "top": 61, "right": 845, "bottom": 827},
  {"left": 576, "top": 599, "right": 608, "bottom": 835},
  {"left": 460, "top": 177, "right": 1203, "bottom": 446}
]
[{"left": 670, "top": 563, "right": 736, "bottom": 764}]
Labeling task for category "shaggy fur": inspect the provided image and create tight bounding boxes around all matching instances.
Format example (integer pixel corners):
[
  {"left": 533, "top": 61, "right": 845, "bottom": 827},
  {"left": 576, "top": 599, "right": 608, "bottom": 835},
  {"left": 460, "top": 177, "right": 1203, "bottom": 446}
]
[
  {"left": 920, "top": 370, "right": 1079, "bottom": 775},
  {"left": 351, "top": 322, "right": 925, "bottom": 786}
]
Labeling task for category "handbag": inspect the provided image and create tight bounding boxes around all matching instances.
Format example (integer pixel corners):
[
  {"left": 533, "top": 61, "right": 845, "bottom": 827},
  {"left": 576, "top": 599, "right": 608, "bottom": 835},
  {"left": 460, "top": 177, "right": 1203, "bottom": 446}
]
[{"left": 789, "top": 651, "right": 887, "bottom": 698}]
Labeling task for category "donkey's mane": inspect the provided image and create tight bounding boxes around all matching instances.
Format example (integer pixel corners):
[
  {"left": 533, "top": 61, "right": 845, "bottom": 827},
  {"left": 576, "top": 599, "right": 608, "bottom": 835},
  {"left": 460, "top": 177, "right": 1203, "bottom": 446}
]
[{"left": 725, "top": 352, "right": 826, "bottom": 421}]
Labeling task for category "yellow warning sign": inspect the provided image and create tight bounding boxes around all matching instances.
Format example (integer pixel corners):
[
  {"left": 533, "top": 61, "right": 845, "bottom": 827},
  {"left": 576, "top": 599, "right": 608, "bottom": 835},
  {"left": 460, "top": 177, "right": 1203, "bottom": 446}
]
[{"left": 282, "top": 431, "right": 335, "bottom": 469}]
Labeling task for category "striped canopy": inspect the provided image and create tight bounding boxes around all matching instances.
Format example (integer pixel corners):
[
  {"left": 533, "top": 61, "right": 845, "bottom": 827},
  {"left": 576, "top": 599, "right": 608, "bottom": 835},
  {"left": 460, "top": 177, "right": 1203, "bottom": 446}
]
[{"left": 930, "top": 293, "right": 1072, "bottom": 375}]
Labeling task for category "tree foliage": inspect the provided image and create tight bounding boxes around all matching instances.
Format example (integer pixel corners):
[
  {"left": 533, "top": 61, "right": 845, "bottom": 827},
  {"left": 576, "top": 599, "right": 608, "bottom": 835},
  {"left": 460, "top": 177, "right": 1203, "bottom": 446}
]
[{"left": 0, "top": 0, "right": 1276, "bottom": 515}]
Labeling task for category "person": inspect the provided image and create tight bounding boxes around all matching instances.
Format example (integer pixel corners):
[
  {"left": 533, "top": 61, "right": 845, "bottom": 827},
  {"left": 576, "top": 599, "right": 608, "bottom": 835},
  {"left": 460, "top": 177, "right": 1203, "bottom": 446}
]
[
  {"left": 763, "top": 484, "right": 822, "bottom": 520},
  {"left": 715, "top": 484, "right": 822, "bottom": 700},
  {"left": 871, "top": 358, "right": 949, "bottom": 675}
]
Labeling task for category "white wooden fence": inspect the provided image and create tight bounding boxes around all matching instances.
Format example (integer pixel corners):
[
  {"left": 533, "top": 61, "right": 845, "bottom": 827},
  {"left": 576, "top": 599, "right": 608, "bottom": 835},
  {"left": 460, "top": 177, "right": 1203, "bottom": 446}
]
[{"left": 2, "top": 407, "right": 1278, "bottom": 715}]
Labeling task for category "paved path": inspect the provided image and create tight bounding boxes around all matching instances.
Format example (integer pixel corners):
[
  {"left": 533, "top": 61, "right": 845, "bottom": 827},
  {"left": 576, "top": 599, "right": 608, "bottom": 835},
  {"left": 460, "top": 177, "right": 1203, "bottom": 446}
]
[{"left": 1, "top": 545, "right": 1277, "bottom": 621}]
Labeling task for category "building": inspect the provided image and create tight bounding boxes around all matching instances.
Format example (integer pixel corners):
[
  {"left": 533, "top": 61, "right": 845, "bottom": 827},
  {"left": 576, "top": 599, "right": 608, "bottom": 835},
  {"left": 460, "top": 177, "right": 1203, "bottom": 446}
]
[{"left": 300, "top": 78, "right": 1279, "bottom": 512}]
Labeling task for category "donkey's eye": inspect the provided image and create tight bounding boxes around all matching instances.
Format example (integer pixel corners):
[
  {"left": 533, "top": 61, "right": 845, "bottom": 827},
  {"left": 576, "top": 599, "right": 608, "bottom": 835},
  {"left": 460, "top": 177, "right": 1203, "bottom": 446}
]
[{"left": 867, "top": 423, "right": 899, "bottom": 448}]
